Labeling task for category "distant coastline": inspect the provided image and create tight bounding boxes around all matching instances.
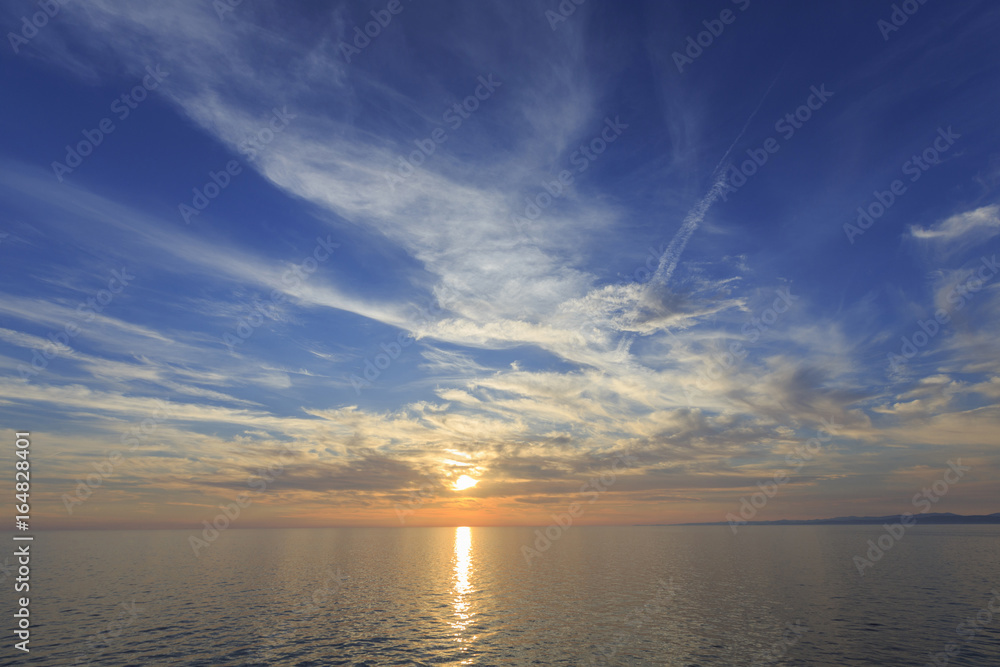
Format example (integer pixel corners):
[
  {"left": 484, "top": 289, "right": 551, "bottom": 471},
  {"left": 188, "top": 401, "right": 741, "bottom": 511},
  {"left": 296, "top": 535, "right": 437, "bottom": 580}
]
[{"left": 655, "top": 512, "right": 1000, "bottom": 527}]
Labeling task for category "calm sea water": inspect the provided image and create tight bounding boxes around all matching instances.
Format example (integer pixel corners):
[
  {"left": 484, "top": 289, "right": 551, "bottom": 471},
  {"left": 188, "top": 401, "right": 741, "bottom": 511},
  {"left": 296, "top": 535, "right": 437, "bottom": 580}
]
[{"left": 3, "top": 525, "right": 998, "bottom": 665}]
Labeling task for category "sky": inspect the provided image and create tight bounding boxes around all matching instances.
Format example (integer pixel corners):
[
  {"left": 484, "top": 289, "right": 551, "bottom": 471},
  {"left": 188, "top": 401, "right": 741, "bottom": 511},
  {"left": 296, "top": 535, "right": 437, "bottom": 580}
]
[{"left": 0, "top": 0, "right": 998, "bottom": 530}]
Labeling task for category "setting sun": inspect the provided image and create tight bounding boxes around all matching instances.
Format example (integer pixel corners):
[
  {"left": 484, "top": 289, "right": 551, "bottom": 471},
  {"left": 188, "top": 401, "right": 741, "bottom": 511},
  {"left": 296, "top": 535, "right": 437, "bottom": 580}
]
[{"left": 453, "top": 475, "right": 478, "bottom": 491}]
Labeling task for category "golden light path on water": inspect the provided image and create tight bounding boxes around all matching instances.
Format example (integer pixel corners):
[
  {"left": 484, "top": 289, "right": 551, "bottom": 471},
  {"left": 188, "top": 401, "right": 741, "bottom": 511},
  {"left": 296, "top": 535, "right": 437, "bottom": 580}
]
[{"left": 452, "top": 526, "right": 476, "bottom": 659}]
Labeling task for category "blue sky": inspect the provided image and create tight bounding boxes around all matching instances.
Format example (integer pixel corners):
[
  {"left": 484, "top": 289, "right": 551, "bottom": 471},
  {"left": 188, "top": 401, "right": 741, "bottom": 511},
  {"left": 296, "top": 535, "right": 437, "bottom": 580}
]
[{"left": 1, "top": 0, "right": 998, "bottom": 528}]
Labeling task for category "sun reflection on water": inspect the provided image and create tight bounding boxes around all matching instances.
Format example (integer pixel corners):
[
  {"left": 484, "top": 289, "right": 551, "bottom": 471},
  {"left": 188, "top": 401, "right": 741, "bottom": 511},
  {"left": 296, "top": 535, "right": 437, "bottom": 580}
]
[{"left": 452, "top": 526, "right": 476, "bottom": 655}]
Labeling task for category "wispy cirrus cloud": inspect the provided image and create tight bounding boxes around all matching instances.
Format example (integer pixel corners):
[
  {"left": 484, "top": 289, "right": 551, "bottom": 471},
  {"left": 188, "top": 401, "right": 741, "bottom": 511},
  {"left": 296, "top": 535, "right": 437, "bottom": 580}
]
[{"left": 910, "top": 204, "right": 1000, "bottom": 244}]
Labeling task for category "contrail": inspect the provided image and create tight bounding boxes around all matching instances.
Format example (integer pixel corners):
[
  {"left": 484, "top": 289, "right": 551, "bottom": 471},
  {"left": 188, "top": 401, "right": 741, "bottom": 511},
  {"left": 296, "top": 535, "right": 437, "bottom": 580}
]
[
  {"left": 710, "top": 70, "right": 783, "bottom": 182},
  {"left": 648, "top": 173, "right": 728, "bottom": 287},
  {"left": 608, "top": 72, "right": 784, "bottom": 354},
  {"left": 652, "top": 71, "right": 784, "bottom": 288}
]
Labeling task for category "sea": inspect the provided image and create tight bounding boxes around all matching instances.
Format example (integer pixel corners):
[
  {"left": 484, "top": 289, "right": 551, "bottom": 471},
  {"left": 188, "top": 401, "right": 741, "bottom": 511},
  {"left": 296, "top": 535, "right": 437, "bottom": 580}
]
[{"left": 3, "top": 525, "right": 998, "bottom": 665}]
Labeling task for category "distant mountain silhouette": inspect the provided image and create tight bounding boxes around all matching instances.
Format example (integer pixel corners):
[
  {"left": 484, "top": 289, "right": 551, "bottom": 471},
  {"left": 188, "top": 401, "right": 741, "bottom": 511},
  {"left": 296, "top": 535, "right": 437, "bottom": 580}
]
[{"left": 665, "top": 512, "right": 1000, "bottom": 526}]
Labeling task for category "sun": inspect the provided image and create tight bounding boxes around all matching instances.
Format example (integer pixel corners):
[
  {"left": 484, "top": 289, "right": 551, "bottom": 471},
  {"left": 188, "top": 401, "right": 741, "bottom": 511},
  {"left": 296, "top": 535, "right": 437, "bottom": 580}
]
[{"left": 453, "top": 475, "right": 478, "bottom": 491}]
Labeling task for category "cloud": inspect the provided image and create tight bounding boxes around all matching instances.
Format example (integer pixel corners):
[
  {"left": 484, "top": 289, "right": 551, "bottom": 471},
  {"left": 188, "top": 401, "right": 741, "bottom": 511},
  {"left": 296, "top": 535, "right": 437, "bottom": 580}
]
[{"left": 910, "top": 204, "right": 1000, "bottom": 243}]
